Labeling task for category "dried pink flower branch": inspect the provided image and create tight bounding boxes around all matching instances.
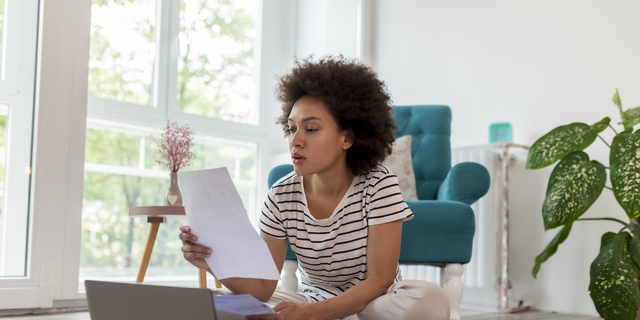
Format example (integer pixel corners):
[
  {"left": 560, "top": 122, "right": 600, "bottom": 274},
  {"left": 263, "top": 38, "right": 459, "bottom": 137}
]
[{"left": 152, "top": 120, "right": 196, "bottom": 172}]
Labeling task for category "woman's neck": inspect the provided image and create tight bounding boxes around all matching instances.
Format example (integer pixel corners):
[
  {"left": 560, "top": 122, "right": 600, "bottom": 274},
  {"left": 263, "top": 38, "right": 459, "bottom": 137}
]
[{"left": 304, "top": 163, "right": 355, "bottom": 198}]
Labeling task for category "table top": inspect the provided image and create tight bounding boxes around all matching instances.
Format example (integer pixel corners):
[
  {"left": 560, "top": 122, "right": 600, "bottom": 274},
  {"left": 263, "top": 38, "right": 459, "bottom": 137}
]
[{"left": 128, "top": 206, "right": 186, "bottom": 217}]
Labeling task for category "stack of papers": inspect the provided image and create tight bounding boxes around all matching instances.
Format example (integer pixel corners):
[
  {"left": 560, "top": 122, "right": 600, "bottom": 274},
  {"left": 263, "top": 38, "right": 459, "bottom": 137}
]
[{"left": 213, "top": 294, "right": 275, "bottom": 316}]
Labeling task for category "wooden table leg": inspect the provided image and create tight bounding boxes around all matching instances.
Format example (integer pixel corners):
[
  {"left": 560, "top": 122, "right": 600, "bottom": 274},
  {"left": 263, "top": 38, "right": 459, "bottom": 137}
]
[
  {"left": 198, "top": 269, "right": 222, "bottom": 288},
  {"left": 136, "top": 222, "right": 160, "bottom": 283},
  {"left": 198, "top": 269, "right": 207, "bottom": 288}
]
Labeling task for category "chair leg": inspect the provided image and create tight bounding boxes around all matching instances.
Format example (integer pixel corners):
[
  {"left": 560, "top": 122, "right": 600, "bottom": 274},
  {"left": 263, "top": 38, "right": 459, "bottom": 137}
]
[
  {"left": 445, "top": 263, "right": 464, "bottom": 320},
  {"left": 439, "top": 266, "right": 447, "bottom": 289},
  {"left": 281, "top": 260, "right": 299, "bottom": 292}
]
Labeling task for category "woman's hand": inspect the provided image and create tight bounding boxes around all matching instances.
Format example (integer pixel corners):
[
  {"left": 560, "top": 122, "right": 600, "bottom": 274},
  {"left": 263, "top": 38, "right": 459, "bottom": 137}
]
[
  {"left": 245, "top": 302, "right": 324, "bottom": 320},
  {"left": 179, "top": 225, "right": 212, "bottom": 271}
]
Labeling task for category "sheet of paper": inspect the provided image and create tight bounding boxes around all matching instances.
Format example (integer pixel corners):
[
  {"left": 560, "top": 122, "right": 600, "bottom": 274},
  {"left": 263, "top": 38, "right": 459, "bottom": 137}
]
[
  {"left": 178, "top": 167, "right": 280, "bottom": 280},
  {"left": 213, "top": 294, "right": 275, "bottom": 316}
]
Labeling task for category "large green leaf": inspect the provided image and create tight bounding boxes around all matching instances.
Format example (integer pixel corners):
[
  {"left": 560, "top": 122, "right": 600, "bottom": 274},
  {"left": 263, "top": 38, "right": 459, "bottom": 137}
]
[
  {"left": 589, "top": 232, "right": 640, "bottom": 320},
  {"left": 590, "top": 117, "right": 611, "bottom": 133},
  {"left": 629, "top": 227, "right": 640, "bottom": 270},
  {"left": 613, "top": 88, "right": 622, "bottom": 109},
  {"left": 526, "top": 123, "right": 598, "bottom": 169},
  {"left": 623, "top": 106, "right": 640, "bottom": 128},
  {"left": 532, "top": 223, "right": 572, "bottom": 279},
  {"left": 542, "top": 151, "right": 606, "bottom": 230},
  {"left": 610, "top": 130, "right": 640, "bottom": 219}
]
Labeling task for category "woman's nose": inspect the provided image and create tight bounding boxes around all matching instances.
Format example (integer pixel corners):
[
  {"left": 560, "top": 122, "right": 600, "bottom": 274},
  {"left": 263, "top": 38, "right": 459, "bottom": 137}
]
[{"left": 290, "top": 131, "right": 304, "bottom": 148}]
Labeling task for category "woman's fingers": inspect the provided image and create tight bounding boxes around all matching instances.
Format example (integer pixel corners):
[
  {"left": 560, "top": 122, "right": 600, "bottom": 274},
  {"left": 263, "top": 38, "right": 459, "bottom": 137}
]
[
  {"left": 182, "top": 243, "right": 212, "bottom": 254},
  {"left": 178, "top": 225, "right": 197, "bottom": 242},
  {"left": 272, "top": 302, "right": 294, "bottom": 312},
  {"left": 179, "top": 231, "right": 198, "bottom": 242},
  {"left": 183, "top": 251, "right": 211, "bottom": 261}
]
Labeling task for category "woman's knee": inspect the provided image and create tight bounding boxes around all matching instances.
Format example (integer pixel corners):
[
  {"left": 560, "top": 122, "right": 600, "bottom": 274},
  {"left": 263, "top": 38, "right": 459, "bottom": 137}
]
[
  {"left": 397, "top": 280, "right": 450, "bottom": 319},
  {"left": 356, "top": 280, "right": 450, "bottom": 320}
]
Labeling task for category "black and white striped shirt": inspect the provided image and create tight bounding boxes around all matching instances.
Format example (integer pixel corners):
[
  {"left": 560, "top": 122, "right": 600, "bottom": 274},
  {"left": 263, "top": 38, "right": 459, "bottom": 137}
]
[{"left": 259, "top": 165, "right": 414, "bottom": 302}]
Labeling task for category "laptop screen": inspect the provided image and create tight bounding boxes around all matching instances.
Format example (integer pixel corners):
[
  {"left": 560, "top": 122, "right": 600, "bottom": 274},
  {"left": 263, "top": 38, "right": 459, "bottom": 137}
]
[{"left": 85, "top": 280, "right": 218, "bottom": 320}]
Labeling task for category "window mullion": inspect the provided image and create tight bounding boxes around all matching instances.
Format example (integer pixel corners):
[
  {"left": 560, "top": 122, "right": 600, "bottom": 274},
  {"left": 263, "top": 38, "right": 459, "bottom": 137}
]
[
  {"left": 164, "top": 0, "right": 180, "bottom": 120},
  {"left": 154, "top": 0, "right": 172, "bottom": 114}
]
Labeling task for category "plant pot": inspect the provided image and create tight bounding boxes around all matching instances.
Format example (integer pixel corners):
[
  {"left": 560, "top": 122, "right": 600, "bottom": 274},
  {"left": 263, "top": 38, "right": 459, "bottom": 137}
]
[{"left": 164, "top": 171, "right": 182, "bottom": 206}]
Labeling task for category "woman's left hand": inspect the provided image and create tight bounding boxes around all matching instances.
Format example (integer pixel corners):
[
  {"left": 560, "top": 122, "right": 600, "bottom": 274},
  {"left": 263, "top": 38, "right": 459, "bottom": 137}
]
[{"left": 245, "top": 302, "right": 323, "bottom": 320}]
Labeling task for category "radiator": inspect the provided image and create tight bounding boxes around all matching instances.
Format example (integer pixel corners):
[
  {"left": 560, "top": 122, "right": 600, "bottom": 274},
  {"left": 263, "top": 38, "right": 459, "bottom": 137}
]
[{"left": 399, "top": 144, "right": 507, "bottom": 311}]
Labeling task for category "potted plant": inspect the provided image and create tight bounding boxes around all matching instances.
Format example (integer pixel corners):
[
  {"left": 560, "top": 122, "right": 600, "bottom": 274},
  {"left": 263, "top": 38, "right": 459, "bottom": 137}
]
[
  {"left": 152, "top": 120, "right": 196, "bottom": 206},
  {"left": 527, "top": 89, "right": 640, "bottom": 320}
]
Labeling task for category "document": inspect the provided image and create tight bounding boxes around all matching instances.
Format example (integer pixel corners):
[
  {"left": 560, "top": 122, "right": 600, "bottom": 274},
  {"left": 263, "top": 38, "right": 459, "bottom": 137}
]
[
  {"left": 178, "top": 167, "right": 280, "bottom": 280},
  {"left": 213, "top": 294, "right": 275, "bottom": 316}
]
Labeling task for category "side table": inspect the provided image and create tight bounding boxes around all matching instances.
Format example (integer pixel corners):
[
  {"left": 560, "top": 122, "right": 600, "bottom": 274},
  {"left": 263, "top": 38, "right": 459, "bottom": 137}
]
[{"left": 128, "top": 206, "right": 221, "bottom": 289}]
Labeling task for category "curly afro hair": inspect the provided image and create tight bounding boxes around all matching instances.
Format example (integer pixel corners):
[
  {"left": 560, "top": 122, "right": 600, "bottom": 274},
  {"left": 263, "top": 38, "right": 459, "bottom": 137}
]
[{"left": 275, "top": 56, "right": 397, "bottom": 176}]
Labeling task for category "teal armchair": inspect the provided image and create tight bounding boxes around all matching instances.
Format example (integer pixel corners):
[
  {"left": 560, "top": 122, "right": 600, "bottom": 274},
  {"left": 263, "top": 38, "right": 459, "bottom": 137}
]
[{"left": 268, "top": 105, "right": 490, "bottom": 320}]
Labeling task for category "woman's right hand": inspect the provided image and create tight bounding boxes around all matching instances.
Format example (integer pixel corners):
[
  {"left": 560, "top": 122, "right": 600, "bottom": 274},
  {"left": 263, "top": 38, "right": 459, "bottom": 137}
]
[{"left": 179, "top": 225, "right": 212, "bottom": 271}]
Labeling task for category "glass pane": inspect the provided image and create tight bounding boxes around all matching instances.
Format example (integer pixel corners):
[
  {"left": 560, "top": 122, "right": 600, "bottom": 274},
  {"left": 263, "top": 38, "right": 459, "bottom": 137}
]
[
  {"left": 88, "top": 0, "right": 156, "bottom": 105},
  {"left": 0, "top": 0, "right": 38, "bottom": 279},
  {"left": 79, "top": 122, "right": 257, "bottom": 291},
  {"left": 177, "top": 0, "right": 259, "bottom": 124}
]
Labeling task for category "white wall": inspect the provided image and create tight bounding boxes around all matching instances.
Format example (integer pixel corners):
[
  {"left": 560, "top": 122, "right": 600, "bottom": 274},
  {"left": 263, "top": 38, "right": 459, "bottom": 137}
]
[
  {"left": 295, "top": 0, "right": 359, "bottom": 59},
  {"left": 370, "top": 0, "right": 640, "bottom": 316}
]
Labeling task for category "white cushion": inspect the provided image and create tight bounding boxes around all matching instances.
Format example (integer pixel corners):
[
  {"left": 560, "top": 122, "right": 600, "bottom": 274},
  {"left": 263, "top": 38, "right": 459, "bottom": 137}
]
[{"left": 383, "top": 135, "right": 419, "bottom": 201}]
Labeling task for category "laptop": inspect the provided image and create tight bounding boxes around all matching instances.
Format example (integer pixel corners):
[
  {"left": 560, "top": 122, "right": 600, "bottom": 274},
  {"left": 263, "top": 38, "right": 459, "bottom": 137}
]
[{"left": 85, "top": 280, "right": 245, "bottom": 320}]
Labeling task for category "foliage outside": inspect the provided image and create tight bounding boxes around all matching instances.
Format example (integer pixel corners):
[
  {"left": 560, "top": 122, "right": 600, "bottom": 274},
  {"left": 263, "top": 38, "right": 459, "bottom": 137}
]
[
  {"left": 528, "top": 89, "right": 640, "bottom": 320},
  {"left": 81, "top": 126, "right": 256, "bottom": 286},
  {"left": 87, "top": 0, "right": 257, "bottom": 123}
]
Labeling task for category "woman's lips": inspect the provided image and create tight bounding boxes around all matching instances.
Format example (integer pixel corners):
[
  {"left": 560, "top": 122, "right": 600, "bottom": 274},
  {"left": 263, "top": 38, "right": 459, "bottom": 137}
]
[{"left": 292, "top": 154, "right": 305, "bottom": 164}]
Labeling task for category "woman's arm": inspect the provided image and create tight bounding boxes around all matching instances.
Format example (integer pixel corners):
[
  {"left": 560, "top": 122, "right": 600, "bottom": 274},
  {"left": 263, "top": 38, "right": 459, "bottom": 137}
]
[
  {"left": 255, "top": 219, "right": 403, "bottom": 320},
  {"left": 180, "top": 226, "right": 287, "bottom": 302}
]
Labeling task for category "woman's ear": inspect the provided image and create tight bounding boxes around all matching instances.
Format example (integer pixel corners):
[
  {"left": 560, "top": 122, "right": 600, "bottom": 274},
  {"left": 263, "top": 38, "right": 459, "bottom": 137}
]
[{"left": 342, "top": 130, "right": 354, "bottom": 150}]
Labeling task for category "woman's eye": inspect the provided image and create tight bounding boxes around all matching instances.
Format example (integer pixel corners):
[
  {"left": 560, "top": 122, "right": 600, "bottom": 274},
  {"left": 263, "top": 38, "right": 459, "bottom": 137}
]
[
  {"left": 287, "top": 128, "right": 296, "bottom": 133},
  {"left": 307, "top": 128, "right": 317, "bottom": 133}
]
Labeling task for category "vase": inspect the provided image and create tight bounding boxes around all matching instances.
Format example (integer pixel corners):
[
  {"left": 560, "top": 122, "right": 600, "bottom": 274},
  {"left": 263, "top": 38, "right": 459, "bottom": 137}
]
[{"left": 164, "top": 172, "right": 183, "bottom": 206}]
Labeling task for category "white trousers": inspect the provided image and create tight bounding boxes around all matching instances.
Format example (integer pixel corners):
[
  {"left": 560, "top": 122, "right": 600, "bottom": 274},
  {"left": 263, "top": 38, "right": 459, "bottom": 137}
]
[{"left": 263, "top": 280, "right": 450, "bottom": 320}]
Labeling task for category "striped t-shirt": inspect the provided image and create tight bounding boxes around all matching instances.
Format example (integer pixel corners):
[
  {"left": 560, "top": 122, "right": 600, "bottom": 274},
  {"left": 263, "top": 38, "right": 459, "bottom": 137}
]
[{"left": 259, "top": 165, "right": 414, "bottom": 302}]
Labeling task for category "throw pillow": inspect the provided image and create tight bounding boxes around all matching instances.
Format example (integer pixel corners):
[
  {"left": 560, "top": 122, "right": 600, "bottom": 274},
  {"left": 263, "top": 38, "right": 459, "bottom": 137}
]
[{"left": 383, "top": 135, "right": 419, "bottom": 201}]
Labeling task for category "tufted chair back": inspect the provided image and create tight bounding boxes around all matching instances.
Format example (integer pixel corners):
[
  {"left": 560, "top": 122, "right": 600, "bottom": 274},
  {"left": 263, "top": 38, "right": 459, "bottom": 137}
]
[{"left": 393, "top": 105, "right": 452, "bottom": 200}]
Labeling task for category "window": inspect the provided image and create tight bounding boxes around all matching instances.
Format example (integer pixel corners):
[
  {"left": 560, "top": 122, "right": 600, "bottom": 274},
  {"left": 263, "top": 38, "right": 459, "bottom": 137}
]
[
  {"left": 177, "top": 0, "right": 259, "bottom": 123},
  {"left": 0, "top": 0, "right": 38, "bottom": 278},
  {"left": 88, "top": 0, "right": 157, "bottom": 105},
  {"left": 81, "top": 0, "right": 261, "bottom": 291}
]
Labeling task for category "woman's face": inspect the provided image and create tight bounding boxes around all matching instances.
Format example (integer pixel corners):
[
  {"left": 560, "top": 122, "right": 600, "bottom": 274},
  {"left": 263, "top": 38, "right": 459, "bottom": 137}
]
[{"left": 288, "top": 95, "right": 353, "bottom": 177}]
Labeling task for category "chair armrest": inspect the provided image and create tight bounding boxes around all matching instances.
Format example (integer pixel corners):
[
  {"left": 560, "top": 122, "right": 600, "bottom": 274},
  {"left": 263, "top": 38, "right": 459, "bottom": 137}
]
[{"left": 437, "top": 162, "right": 490, "bottom": 205}]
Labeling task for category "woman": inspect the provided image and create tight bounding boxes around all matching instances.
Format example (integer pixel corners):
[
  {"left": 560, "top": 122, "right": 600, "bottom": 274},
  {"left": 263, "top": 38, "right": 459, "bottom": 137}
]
[{"left": 179, "top": 56, "right": 450, "bottom": 320}]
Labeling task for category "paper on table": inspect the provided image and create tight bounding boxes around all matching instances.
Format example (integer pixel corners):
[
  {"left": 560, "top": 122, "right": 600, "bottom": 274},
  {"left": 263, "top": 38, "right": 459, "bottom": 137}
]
[
  {"left": 178, "top": 167, "right": 280, "bottom": 280},
  {"left": 213, "top": 294, "right": 275, "bottom": 316}
]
